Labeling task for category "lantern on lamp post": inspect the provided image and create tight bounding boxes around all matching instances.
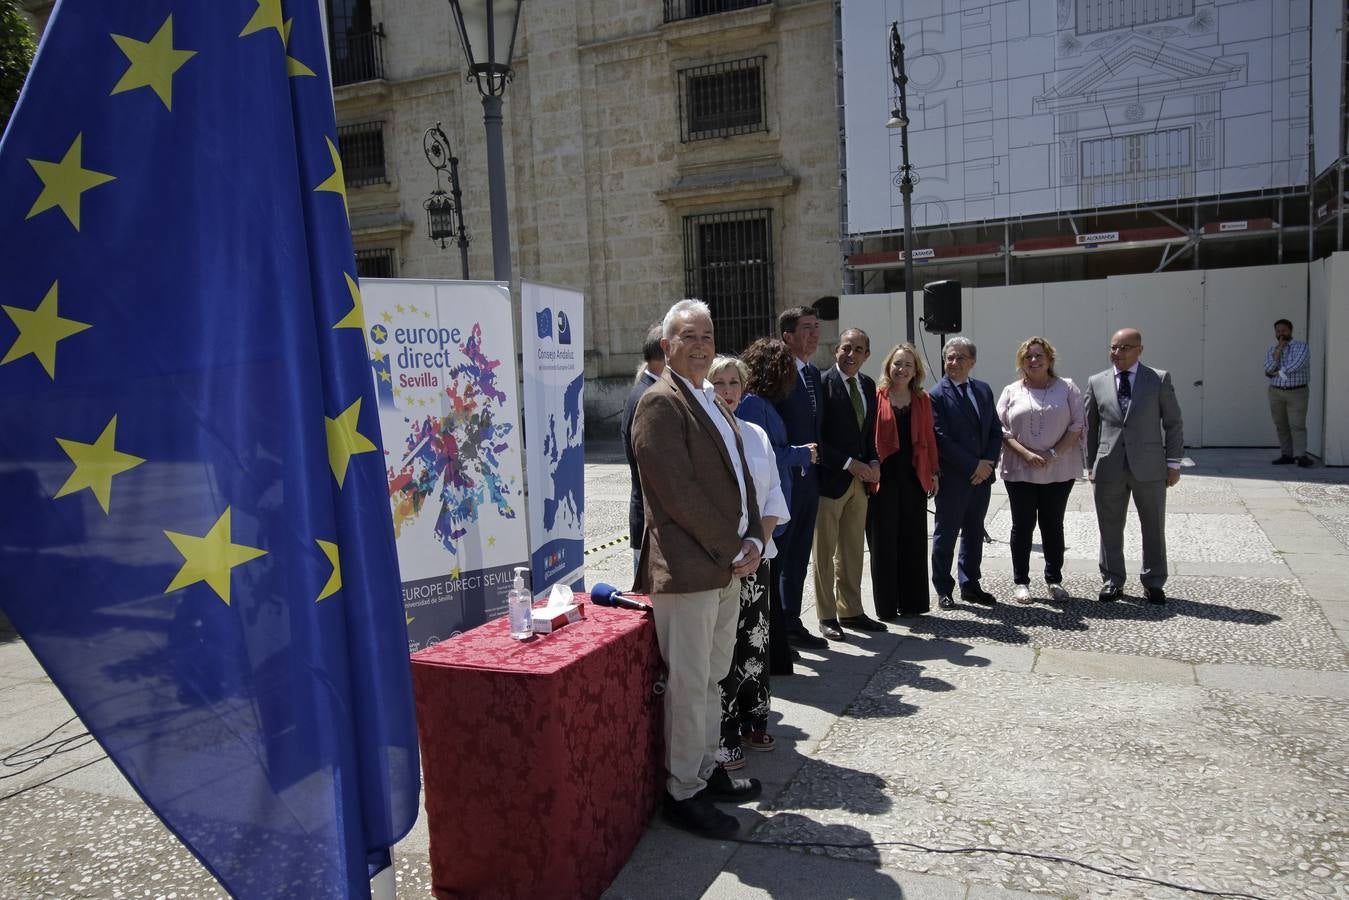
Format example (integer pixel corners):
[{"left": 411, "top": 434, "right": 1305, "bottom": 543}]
[
  {"left": 446, "top": 0, "right": 524, "bottom": 285},
  {"left": 423, "top": 122, "right": 470, "bottom": 279}
]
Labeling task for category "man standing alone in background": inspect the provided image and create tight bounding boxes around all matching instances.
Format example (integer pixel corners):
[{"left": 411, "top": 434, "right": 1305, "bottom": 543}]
[{"left": 1264, "top": 318, "right": 1312, "bottom": 468}]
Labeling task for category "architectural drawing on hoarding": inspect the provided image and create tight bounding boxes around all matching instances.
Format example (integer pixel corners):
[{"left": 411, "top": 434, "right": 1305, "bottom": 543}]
[{"left": 841, "top": 0, "right": 1311, "bottom": 233}]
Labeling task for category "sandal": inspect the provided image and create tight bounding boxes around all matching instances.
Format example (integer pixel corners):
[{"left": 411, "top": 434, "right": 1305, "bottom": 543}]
[{"left": 741, "top": 730, "right": 776, "bottom": 752}]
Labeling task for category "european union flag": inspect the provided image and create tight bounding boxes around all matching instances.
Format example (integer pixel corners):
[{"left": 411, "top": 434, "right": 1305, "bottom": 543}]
[
  {"left": 536, "top": 306, "right": 553, "bottom": 340},
  {"left": 0, "top": 3, "right": 419, "bottom": 898}
]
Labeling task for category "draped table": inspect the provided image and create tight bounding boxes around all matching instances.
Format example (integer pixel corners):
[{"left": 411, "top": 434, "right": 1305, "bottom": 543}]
[{"left": 410, "top": 596, "right": 664, "bottom": 899}]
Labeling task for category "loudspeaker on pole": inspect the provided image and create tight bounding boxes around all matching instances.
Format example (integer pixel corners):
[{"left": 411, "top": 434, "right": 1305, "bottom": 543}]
[{"left": 922, "top": 280, "right": 961, "bottom": 334}]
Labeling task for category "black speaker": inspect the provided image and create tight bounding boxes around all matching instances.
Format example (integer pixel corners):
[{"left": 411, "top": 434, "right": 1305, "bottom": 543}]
[{"left": 922, "top": 280, "right": 961, "bottom": 334}]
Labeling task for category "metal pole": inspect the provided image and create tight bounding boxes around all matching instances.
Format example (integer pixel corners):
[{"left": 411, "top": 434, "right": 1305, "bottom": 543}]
[
  {"left": 481, "top": 93, "right": 512, "bottom": 284},
  {"left": 448, "top": 155, "right": 470, "bottom": 280},
  {"left": 892, "top": 23, "right": 916, "bottom": 343}
]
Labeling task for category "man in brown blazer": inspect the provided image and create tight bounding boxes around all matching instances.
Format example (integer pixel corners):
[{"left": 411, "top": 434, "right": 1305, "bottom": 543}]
[{"left": 631, "top": 299, "right": 766, "bottom": 839}]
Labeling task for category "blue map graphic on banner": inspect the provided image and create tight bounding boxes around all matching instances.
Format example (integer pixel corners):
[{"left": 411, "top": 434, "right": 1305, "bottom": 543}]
[{"left": 541, "top": 374, "right": 585, "bottom": 532}]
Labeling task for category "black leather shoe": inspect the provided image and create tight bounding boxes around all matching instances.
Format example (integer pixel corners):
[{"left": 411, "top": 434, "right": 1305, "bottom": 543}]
[
  {"left": 1098, "top": 584, "right": 1123, "bottom": 602},
  {"left": 819, "top": 619, "right": 846, "bottom": 641},
  {"left": 1297, "top": 455, "right": 1315, "bottom": 468},
  {"left": 699, "top": 766, "right": 763, "bottom": 803},
  {"left": 960, "top": 587, "right": 997, "bottom": 607},
  {"left": 1272, "top": 455, "right": 1295, "bottom": 465},
  {"left": 1145, "top": 586, "right": 1166, "bottom": 605},
  {"left": 937, "top": 595, "right": 956, "bottom": 610},
  {"left": 788, "top": 627, "right": 828, "bottom": 649},
  {"left": 663, "top": 793, "right": 739, "bottom": 838},
  {"left": 841, "top": 614, "right": 887, "bottom": 632}
]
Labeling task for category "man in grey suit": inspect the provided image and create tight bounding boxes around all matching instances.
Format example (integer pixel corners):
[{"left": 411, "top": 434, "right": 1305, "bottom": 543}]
[{"left": 1085, "top": 328, "right": 1184, "bottom": 605}]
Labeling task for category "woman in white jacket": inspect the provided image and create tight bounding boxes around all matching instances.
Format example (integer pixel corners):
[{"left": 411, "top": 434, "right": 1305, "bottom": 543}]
[{"left": 708, "top": 355, "right": 790, "bottom": 771}]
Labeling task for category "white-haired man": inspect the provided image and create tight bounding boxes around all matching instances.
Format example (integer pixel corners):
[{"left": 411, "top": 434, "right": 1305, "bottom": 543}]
[{"left": 631, "top": 299, "right": 765, "bottom": 839}]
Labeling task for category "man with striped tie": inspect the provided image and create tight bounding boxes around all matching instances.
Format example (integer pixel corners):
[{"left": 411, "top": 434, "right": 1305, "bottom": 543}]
[{"left": 773, "top": 306, "right": 825, "bottom": 650}]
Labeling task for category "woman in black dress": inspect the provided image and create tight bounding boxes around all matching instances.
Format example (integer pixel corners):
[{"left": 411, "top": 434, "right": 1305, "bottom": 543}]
[{"left": 868, "top": 344, "right": 940, "bottom": 619}]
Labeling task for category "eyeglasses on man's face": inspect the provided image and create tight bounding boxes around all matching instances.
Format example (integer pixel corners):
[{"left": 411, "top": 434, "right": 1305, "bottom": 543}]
[{"left": 1109, "top": 344, "right": 1139, "bottom": 352}]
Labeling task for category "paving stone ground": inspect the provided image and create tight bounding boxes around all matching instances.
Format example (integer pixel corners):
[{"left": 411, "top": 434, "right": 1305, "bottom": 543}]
[{"left": 2, "top": 447, "right": 1346, "bottom": 899}]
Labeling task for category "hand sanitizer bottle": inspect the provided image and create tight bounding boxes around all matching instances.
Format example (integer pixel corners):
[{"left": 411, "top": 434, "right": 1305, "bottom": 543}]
[{"left": 508, "top": 567, "right": 533, "bottom": 640}]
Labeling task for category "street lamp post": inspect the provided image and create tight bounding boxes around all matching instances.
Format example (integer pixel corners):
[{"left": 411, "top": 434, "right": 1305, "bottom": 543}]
[
  {"left": 424, "top": 123, "right": 471, "bottom": 279},
  {"left": 888, "top": 22, "right": 916, "bottom": 343},
  {"left": 447, "top": 0, "right": 524, "bottom": 285}
]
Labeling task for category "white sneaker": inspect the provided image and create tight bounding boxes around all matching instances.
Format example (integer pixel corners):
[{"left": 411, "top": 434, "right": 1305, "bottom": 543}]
[
  {"left": 1048, "top": 584, "right": 1068, "bottom": 602},
  {"left": 1013, "top": 585, "right": 1032, "bottom": 604}
]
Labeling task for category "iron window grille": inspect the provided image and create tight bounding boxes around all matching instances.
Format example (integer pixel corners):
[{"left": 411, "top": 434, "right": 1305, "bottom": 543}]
[
  {"left": 663, "top": 0, "right": 770, "bottom": 24},
  {"left": 678, "top": 57, "right": 768, "bottom": 142},
  {"left": 682, "top": 209, "right": 775, "bottom": 355},
  {"left": 337, "top": 121, "right": 388, "bottom": 187},
  {"left": 1075, "top": 0, "right": 1193, "bottom": 34},
  {"left": 355, "top": 248, "right": 397, "bottom": 279}
]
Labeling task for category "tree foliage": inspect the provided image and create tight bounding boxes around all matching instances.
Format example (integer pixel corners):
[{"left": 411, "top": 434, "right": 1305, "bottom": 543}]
[{"left": 0, "top": 0, "right": 37, "bottom": 135}]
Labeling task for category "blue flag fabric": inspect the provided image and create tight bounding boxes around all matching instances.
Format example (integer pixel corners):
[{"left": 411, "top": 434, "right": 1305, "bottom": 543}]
[
  {"left": 0, "top": 2, "right": 419, "bottom": 897},
  {"left": 536, "top": 307, "right": 553, "bottom": 340}
]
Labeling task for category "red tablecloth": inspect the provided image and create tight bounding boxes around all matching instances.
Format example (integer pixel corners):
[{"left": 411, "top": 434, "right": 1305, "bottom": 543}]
[{"left": 411, "top": 596, "right": 664, "bottom": 900}]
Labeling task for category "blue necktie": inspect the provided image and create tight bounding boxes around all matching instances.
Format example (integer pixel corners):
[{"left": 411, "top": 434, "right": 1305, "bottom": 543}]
[{"left": 1117, "top": 370, "right": 1132, "bottom": 417}]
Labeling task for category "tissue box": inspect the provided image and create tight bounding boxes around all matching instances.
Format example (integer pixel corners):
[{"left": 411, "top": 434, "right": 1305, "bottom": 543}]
[{"left": 531, "top": 603, "right": 581, "bottom": 633}]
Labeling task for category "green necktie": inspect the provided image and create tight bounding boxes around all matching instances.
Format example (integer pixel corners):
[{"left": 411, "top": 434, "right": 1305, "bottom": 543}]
[{"left": 847, "top": 376, "right": 864, "bottom": 428}]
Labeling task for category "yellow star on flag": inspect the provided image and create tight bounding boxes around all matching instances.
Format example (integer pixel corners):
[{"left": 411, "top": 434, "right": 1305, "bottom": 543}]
[
  {"left": 239, "top": 0, "right": 285, "bottom": 41},
  {"left": 316, "top": 539, "right": 341, "bottom": 602},
  {"left": 395, "top": 304, "right": 405, "bottom": 314},
  {"left": 381, "top": 311, "right": 393, "bottom": 323},
  {"left": 450, "top": 566, "right": 462, "bottom": 579},
  {"left": 392, "top": 386, "right": 402, "bottom": 397},
  {"left": 333, "top": 272, "right": 365, "bottom": 330},
  {"left": 409, "top": 304, "right": 419, "bottom": 314},
  {"left": 26, "top": 134, "right": 116, "bottom": 231},
  {"left": 314, "top": 137, "right": 349, "bottom": 222},
  {"left": 2, "top": 282, "right": 91, "bottom": 379},
  {"left": 110, "top": 16, "right": 196, "bottom": 111},
  {"left": 405, "top": 612, "right": 415, "bottom": 626},
  {"left": 53, "top": 415, "right": 145, "bottom": 514},
  {"left": 164, "top": 507, "right": 267, "bottom": 605},
  {"left": 325, "top": 397, "right": 377, "bottom": 486},
  {"left": 487, "top": 535, "right": 497, "bottom": 546},
  {"left": 379, "top": 369, "right": 391, "bottom": 382},
  {"left": 282, "top": 19, "right": 316, "bottom": 78}
]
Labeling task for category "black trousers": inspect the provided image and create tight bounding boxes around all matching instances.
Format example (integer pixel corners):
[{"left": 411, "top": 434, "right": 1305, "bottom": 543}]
[{"left": 1004, "top": 478, "right": 1075, "bottom": 585}]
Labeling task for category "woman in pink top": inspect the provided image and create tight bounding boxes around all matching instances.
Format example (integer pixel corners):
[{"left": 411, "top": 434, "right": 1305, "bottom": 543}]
[{"left": 995, "top": 336, "right": 1084, "bottom": 605}]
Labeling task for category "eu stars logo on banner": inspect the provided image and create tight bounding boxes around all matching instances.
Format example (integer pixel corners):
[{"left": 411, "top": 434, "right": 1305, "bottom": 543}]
[
  {"left": 0, "top": 3, "right": 419, "bottom": 898},
  {"left": 536, "top": 307, "right": 553, "bottom": 340}
]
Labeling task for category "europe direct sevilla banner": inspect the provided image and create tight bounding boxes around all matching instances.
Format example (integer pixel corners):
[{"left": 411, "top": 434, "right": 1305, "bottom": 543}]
[
  {"left": 520, "top": 280, "right": 585, "bottom": 598},
  {"left": 362, "top": 279, "right": 528, "bottom": 649}
]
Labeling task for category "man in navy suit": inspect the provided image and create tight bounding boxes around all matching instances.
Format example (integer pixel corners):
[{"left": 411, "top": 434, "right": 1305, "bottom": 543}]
[
  {"left": 814, "top": 328, "right": 883, "bottom": 640},
  {"left": 929, "top": 336, "right": 1002, "bottom": 609},
  {"left": 773, "top": 305, "right": 825, "bottom": 649},
  {"left": 620, "top": 323, "right": 666, "bottom": 573}
]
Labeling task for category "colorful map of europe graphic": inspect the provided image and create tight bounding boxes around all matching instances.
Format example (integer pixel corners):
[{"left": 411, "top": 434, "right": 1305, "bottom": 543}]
[{"left": 379, "top": 323, "right": 518, "bottom": 552}]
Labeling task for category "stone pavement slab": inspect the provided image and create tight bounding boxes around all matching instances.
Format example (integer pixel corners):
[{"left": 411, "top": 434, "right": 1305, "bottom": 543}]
[
  {"left": 2, "top": 447, "right": 1347, "bottom": 900},
  {"left": 754, "top": 663, "right": 1349, "bottom": 900}
]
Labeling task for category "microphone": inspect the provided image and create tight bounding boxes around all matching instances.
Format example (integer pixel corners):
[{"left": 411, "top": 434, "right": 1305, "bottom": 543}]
[{"left": 589, "top": 583, "right": 653, "bottom": 612}]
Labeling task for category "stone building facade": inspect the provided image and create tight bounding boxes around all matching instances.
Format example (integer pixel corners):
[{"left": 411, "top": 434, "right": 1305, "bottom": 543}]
[{"left": 326, "top": 0, "right": 843, "bottom": 425}]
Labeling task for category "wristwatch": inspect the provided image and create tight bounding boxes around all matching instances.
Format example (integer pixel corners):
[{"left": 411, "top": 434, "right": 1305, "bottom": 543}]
[{"left": 1048, "top": 449, "right": 1058, "bottom": 459}]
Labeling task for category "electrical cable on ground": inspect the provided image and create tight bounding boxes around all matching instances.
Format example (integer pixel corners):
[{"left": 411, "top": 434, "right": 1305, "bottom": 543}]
[
  {"left": 0, "top": 714, "right": 96, "bottom": 781},
  {"left": 732, "top": 835, "right": 1272, "bottom": 900}
]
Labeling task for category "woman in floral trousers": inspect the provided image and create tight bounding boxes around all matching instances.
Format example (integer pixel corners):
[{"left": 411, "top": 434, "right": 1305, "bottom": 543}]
[{"left": 710, "top": 353, "right": 790, "bottom": 771}]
